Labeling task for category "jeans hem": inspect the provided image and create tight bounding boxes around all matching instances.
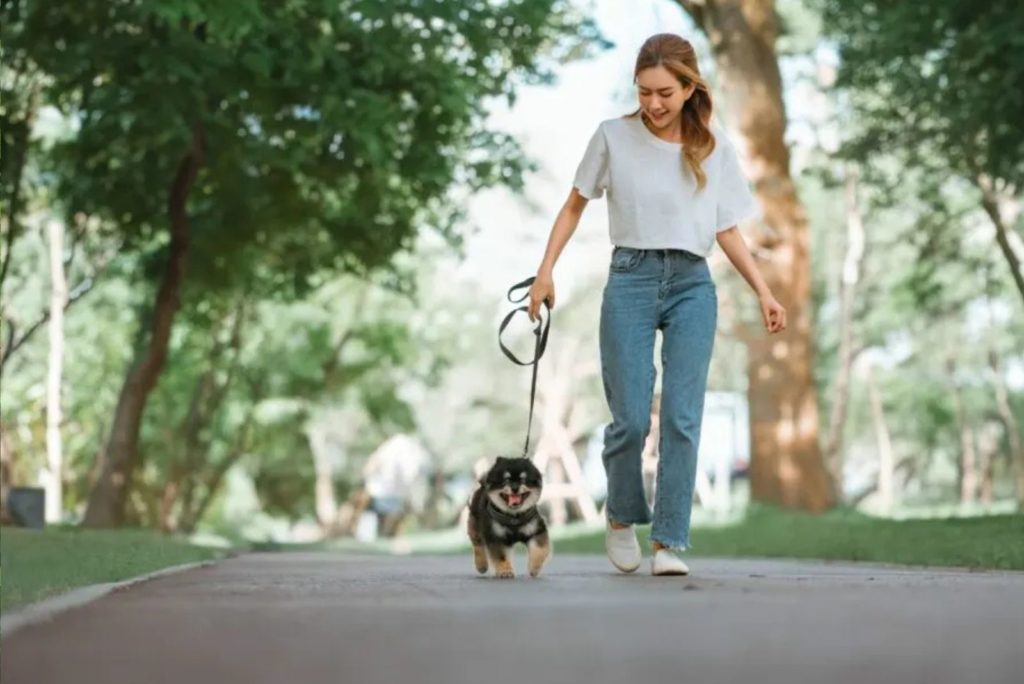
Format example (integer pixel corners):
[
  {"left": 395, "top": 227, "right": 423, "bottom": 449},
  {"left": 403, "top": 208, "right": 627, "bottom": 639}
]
[
  {"left": 648, "top": 535, "right": 690, "bottom": 552},
  {"left": 606, "top": 509, "right": 652, "bottom": 526}
]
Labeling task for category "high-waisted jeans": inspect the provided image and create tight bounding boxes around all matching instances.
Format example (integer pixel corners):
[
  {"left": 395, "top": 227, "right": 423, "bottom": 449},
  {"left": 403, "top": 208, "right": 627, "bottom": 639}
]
[{"left": 599, "top": 246, "right": 717, "bottom": 550}]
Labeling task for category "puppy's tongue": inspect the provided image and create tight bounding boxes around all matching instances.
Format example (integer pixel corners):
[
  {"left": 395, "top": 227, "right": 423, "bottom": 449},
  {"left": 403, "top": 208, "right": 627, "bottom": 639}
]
[{"left": 508, "top": 493, "right": 522, "bottom": 506}]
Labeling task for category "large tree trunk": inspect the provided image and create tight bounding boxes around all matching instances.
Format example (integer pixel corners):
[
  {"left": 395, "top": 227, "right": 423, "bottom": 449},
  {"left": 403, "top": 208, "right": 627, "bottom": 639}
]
[
  {"left": 44, "top": 218, "right": 66, "bottom": 523},
  {"left": 677, "top": 0, "right": 834, "bottom": 510},
  {"left": 823, "top": 165, "right": 867, "bottom": 494},
  {"left": 83, "top": 124, "right": 205, "bottom": 527}
]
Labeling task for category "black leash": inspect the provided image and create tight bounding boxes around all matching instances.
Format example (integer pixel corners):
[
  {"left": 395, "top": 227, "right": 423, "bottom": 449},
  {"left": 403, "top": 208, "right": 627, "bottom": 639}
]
[{"left": 497, "top": 276, "right": 551, "bottom": 459}]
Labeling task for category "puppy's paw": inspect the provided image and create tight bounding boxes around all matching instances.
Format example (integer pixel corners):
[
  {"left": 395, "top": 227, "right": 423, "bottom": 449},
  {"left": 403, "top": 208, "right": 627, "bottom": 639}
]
[
  {"left": 473, "top": 546, "right": 489, "bottom": 574},
  {"left": 494, "top": 559, "right": 515, "bottom": 579},
  {"left": 528, "top": 537, "right": 551, "bottom": 578}
]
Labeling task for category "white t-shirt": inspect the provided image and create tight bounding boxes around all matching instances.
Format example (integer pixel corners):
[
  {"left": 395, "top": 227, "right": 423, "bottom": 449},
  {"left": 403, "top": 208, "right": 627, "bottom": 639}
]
[{"left": 572, "top": 115, "right": 761, "bottom": 256}]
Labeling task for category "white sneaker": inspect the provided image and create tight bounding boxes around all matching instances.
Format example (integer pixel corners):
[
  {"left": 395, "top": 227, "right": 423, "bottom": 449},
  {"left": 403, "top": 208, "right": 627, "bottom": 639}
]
[
  {"left": 605, "top": 519, "right": 641, "bottom": 573},
  {"left": 651, "top": 548, "right": 690, "bottom": 576}
]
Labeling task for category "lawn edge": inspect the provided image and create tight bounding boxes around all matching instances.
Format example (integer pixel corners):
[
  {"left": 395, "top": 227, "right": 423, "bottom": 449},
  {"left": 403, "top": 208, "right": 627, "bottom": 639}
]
[{"left": 1, "top": 559, "right": 219, "bottom": 638}]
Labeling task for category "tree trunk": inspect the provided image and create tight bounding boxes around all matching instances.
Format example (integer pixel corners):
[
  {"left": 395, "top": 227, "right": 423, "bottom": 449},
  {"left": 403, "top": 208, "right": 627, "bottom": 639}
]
[
  {"left": 179, "top": 398, "right": 258, "bottom": 534},
  {"left": 988, "top": 348, "right": 1024, "bottom": 507},
  {"left": 163, "top": 306, "right": 246, "bottom": 532},
  {"left": 976, "top": 422, "right": 999, "bottom": 507},
  {"left": 864, "top": 361, "right": 895, "bottom": 514},
  {"left": 946, "top": 357, "right": 978, "bottom": 506},
  {"left": 0, "top": 420, "right": 14, "bottom": 523},
  {"left": 82, "top": 123, "right": 205, "bottom": 527},
  {"left": 1, "top": 80, "right": 40, "bottom": 385},
  {"left": 823, "top": 165, "right": 867, "bottom": 495},
  {"left": 677, "top": 0, "right": 834, "bottom": 510},
  {"left": 974, "top": 172, "right": 1024, "bottom": 307},
  {"left": 0, "top": 80, "right": 40, "bottom": 314},
  {"left": 420, "top": 469, "right": 449, "bottom": 529},
  {"left": 959, "top": 428, "right": 978, "bottom": 506},
  {"left": 45, "top": 218, "right": 67, "bottom": 523},
  {"left": 309, "top": 423, "right": 339, "bottom": 529},
  {"left": 309, "top": 309, "right": 371, "bottom": 533},
  {"left": 157, "top": 473, "right": 182, "bottom": 533}
]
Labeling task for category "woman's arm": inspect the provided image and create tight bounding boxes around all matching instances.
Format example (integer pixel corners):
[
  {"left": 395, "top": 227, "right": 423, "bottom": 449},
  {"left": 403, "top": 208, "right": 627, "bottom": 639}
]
[
  {"left": 716, "top": 226, "right": 787, "bottom": 334},
  {"left": 528, "top": 188, "right": 589, "bottom": 320}
]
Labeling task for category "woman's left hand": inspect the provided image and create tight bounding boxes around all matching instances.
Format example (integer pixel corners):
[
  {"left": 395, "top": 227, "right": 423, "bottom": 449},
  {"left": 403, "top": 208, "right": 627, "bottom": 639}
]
[{"left": 759, "top": 292, "right": 786, "bottom": 334}]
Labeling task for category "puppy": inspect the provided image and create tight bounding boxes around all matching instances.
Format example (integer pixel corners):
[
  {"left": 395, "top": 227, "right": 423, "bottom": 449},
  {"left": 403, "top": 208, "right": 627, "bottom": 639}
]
[{"left": 467, "top": 456, "right": 551, "bottom": 579}]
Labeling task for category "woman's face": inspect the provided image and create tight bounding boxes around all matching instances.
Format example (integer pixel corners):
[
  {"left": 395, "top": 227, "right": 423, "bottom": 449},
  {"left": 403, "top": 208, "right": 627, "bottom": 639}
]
[{"left": 636, "top": 64, "right": 695, "bottom": 130}]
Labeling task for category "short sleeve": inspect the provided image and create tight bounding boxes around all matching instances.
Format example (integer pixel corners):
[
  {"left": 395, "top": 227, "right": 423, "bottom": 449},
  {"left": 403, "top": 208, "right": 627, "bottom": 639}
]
[
  {"left": 572, "top": 124, "right": 610, "bottom": 199},
  {"left": 715, "top": 134, "right": 761, "bottom": 231}
]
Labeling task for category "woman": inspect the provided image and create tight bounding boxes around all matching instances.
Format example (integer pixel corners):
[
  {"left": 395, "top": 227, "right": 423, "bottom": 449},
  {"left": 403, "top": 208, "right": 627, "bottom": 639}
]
[{"left": 527, "top": 33, "right": 786, "bottom": 576}]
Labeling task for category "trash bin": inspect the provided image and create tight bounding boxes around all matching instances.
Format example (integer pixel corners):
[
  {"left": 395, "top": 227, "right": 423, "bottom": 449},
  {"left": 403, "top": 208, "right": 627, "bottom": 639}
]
[{"left": 8, "top": 487, "right": 46, "bottom": 529}]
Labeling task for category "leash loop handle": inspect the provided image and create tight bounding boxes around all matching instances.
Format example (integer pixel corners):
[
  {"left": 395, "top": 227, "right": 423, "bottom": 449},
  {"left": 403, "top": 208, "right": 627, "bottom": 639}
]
[{"left": 497, "top": 276, "right": 551, "bottom": 458}]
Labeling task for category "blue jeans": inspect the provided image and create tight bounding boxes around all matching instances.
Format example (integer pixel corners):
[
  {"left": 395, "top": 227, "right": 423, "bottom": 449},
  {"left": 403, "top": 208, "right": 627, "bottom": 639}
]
[{"left": 599, "top": 246, "right": 717, "bottom": 550}]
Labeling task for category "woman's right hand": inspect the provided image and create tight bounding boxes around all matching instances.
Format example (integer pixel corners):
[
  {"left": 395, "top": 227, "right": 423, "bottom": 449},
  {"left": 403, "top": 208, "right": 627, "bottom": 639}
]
[{"left": 528, "top": 272, "right": 555, "bottom": 322}]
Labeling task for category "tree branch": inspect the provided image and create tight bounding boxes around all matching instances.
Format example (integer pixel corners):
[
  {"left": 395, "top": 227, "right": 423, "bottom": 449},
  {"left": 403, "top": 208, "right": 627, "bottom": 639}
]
[
  {"left": 0, "top": 231, "right": 120, "bottom": 371},
  {"left": 0, "top": 277, "right": 95, "bottom": 368}
]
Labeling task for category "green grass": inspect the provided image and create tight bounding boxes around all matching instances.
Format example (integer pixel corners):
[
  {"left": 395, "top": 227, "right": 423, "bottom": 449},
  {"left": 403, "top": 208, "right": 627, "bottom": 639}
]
[
  {"left": 553, "top": 505, "right": 1024, "bottom": 570},
  {"left": 251, "top": 507, "right": 1024, "bottom": 571},
  {"left": 0, "top": 527, "right": 224, "bottom": 611}
]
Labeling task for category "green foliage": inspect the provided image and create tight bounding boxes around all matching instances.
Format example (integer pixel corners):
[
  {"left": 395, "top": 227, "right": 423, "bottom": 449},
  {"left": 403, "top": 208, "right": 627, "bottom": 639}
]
[
  {"left": 1, "top": 0, "right": 611, "bottom": 531},
  {"left": 13, "top": 0, "right": 606, "bottom": 294},
  {"left": 820, "top": 0, "right": 1024, "bottom": 188}
]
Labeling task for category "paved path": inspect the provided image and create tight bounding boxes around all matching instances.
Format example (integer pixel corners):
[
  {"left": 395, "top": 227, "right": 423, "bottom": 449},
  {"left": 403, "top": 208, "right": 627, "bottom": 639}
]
[{"left": 3, "top": 553, "right": 1023, "bottom": 683}]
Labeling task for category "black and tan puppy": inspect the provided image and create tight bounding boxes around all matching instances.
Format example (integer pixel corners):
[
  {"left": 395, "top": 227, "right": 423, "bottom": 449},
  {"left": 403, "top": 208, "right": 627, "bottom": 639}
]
[{"left": 467, "top": 456, "right": 551, "bottom": 579}]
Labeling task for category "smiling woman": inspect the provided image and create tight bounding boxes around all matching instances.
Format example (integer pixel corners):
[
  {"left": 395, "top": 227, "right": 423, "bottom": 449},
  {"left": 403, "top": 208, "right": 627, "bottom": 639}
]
[{"left": 525, "top": 32, "right": 785, "bottom": 578}]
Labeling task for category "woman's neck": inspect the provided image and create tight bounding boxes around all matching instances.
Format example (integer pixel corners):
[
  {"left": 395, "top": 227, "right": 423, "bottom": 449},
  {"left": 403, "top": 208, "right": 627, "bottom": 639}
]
[{"left": 642, "top": 112, "right": 683, "bottom": 143}]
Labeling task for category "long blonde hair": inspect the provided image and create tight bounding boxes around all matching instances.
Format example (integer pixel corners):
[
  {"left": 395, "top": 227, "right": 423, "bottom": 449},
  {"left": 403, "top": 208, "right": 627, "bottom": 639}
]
[{"left": 626, "top": 33, "right": 715, "bottom": 190}]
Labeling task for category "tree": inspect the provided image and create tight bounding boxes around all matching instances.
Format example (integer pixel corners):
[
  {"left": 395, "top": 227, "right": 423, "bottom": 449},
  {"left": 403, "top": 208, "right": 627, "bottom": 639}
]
[
  {"left": 13, "top": 0, "right": 604, "bottom": 526},
  {"left": 819, "top": 0, "right": 1024, "bottom": 305},
  {"left": 44, "top": 218, "right": 66, "bottom": 522},
  {"left": 819, "top": 0, "right": 1024, "bottom": 507},
  {"left": 674, "top": 0, "right": 835, "bottom": 510}
]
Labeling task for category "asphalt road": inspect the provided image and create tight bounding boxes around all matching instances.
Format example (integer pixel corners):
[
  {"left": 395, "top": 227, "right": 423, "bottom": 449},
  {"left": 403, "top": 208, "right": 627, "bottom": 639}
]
[{"left": 3, "top": 552, "right": 1023, "bottom": 684}]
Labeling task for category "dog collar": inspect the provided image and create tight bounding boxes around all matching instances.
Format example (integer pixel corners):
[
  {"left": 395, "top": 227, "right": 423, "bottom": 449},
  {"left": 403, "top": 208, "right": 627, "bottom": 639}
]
[{"left": 486, "top": 498, "right": 540, "bottom": 527}]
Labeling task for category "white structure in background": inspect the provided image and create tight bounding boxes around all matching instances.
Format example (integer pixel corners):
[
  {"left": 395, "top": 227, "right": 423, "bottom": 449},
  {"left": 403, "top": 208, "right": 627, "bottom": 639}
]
[
  {"left": 356, "top": 433, "right": 431, "bottom": 542},
  {"left": 694, "top": 392, "right": 750, "bottom": 515},
  {"left": 583, "top": 391, "right": 749, "bottom": 516}
]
